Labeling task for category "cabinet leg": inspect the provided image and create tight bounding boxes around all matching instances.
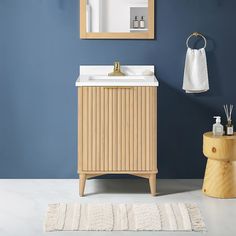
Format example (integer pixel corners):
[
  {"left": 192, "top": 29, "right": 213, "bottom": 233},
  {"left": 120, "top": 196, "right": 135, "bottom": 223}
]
[
  {"left": 79, "top": 174, "right": 86, "bottom": 197},
  {"left": 149, "top": 174, "right": 157, "bottom": 196}
]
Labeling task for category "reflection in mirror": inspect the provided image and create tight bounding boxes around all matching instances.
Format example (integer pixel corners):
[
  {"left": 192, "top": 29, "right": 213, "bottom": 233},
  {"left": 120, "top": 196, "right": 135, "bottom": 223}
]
[{"left": 86, "top": 0, "right": 148, "bottom": 33}]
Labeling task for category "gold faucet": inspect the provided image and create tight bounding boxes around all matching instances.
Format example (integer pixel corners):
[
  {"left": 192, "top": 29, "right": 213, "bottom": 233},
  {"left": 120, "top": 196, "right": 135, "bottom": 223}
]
[{"left": 108, "top": 61, "right": 125, "bottom": 76}]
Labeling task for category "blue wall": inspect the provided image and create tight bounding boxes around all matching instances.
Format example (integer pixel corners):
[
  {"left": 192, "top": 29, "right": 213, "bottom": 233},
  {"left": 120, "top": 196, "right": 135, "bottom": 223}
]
[{"left": 0, "top": 0, "right": 235, "bottom": 178}]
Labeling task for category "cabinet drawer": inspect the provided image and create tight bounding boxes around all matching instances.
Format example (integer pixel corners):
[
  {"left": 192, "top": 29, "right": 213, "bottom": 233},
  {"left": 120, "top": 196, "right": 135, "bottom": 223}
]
[{"left": 78, "top": 86, "right": 157, "bottom": 172}]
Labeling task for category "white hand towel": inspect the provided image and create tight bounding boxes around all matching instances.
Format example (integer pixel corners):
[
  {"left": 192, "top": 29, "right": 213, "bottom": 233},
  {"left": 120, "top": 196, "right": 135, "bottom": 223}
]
[{"left": 182, "top": 48, "right": 209, "bottom": 93}]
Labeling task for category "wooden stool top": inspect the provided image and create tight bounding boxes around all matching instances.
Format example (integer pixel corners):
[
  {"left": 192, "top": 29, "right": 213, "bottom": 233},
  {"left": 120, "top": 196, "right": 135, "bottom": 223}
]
[
  {"left": 204, "top": 132, "right": 236, "bottom": 140},
  {"left": 203, "top": 132, "right": 236, "bottom": 161}
]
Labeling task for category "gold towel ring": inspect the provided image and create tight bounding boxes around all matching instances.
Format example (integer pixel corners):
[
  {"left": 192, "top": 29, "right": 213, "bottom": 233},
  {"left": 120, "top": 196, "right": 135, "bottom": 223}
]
[{"left": 186, "top": 32, "right": 207, "bottom": 49}]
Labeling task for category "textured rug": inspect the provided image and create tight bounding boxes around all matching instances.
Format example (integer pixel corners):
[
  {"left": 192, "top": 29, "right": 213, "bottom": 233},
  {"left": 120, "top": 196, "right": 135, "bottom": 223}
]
[{"left": 44, "top": 203, "right": 206, "bottom": 232}]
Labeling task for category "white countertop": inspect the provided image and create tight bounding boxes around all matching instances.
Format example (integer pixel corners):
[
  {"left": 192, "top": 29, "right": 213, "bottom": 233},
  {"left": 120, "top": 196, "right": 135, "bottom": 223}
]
[{"left": 75, "top": 65, "right": 159, "bottom": 87}]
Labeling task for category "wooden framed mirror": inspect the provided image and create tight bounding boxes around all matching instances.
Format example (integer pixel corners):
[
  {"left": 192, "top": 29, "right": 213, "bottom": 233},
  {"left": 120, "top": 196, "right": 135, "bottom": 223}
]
[{"left": 80, "top": 0, "right": 155, "bottom": 39}]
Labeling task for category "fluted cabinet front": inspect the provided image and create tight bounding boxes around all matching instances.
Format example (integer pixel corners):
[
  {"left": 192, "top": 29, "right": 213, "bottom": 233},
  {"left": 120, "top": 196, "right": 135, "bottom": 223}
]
[{"left": 78, "top": 86, "right": 157, "bottom": 196}]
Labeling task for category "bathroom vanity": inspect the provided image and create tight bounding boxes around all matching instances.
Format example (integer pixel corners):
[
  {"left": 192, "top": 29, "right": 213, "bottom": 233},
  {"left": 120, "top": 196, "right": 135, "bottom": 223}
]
[{"left": 76, "top": 65, "right": 158, "bottom": 196}]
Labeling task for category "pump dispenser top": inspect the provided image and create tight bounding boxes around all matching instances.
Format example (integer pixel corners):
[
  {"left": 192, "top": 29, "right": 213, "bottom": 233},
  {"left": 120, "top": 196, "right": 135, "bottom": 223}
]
[{"left": 214, "top": 116, "right": 221, "bottom": 123}]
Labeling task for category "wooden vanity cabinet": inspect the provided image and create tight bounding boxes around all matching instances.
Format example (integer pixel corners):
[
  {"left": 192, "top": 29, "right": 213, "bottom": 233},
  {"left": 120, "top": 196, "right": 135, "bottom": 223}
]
[{"left": 78, "top": 86, "right": 157, "bottom": 196}]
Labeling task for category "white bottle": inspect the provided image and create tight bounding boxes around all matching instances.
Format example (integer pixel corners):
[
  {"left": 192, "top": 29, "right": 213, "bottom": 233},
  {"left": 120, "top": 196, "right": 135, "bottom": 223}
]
[
  {"left": 212, "top": 116, "right": 224, "bottom": 136},
  {"left": 139, "top": 16, "right": 145, "bottom": 28}
]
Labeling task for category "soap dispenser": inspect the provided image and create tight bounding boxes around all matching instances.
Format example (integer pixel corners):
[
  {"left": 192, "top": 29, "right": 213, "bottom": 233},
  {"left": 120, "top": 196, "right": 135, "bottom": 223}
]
[{"left": 212, "top": 116, "right": 224, "bottom": 136}]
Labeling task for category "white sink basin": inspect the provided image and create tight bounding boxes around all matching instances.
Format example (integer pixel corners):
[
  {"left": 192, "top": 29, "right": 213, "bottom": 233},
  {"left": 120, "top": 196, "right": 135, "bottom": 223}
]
[
  {"left": 88, "top": 75, "right": 146, "bottom": 81},
  {"left": 76, "top": 66, "right": 159, "bottom": 87}
]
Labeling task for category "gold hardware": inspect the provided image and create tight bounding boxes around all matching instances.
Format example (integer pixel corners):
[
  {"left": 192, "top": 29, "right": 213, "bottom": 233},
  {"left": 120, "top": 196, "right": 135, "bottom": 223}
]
[
  {"left": 104, "top": 86, "right": 133, "bottom": 89},
  {"left": 191, "top": 32, "right": 204, "bottom": 37},
  {"left": 108, "top": 61, "right": 126, "bottom": 76}
]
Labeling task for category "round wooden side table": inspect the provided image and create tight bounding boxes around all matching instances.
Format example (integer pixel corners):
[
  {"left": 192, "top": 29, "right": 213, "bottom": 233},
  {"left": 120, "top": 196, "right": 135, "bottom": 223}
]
[{"left": 202, "top": 132, "right": 236, "bottom": 198}]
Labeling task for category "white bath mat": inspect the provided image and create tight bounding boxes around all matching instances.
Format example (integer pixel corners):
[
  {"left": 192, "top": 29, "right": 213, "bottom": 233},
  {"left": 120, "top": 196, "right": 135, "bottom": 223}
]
[{"left": 44, "top": 203, "right": 206, "bottom": 232}]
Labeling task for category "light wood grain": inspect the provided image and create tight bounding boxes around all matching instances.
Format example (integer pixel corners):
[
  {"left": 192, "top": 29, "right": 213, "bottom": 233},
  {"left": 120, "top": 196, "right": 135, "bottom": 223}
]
[
  {"left": 92, "top": 87, "right": 96, "bottom": 171},
  {"left": 149, "top": 174, "right": 157, "bottom": 196},
  {"left": 202, "top": 159, "right": 236, "bottom": 198},
  {"left": 130, "top": 88, "right": 134, "bottom": 171},
  {"left": 150, "top": 87, "right": 153, "bottom": 170},
  {"left": 126, "top": 89, "right": 130, "bottom": 170},
  {"left": 203, "top": 132, "right": 236, "bottom": 161},
  {"left": 79, "top": 0, "right": 86, "bottom": 38},
  {"left": 203, "top": 132, "right": 236, "bottom": 198},
  {"left": 100, "top": 87, "right": 105, "bottom": 171},
  {"left": 153, "top": 88, "right": 157, "bottom": 171},
  {"left": 82, "top": 88, "right": 88, "bottom": 171},
  {"left": 82, "top": 171, "right": 157, "bottom": 175},
  {"left": 88, "top": 87, "right": 92, "bottom": 171},
  {"left": 104, "top": 88, "right": 109, "bottom": 170},
  {"left": 96, "top": 88, "right": 101, "bottom": 171},
  {"left": 133, "top": 88, "right": 138, "bottom": 171},
  {"left": 117, "top": 89, "right": 122, "bottom": 171},
  {"left": 142, "top": 87, "right": 146, "bottom": 170},
  {"left": 78, "top": 88, "right": 83, "bottom": 172},
  {"left": 80, "top": 0, "right": 155, "bottom": 39},
  {"left": 109, "top": 89, "right": 113, "bottom": 170},
  {"left": 78, "top": 87, "right": 158, "bottom": 195},
  {"left": 113, "top": 89, "right": 118, "bottom": 171},
  {"left": 146, "top": 87, "right": 150, "bottom": 170},
  {"left": 80, "top": 32, "right": 154, "bottom": 40},
  {"left": 79, "top": 174, "right": 86, "bottom": 197},
  {"left": 122, "top": 89, "right": 126, "bottom": 170},
  {"left": 137, "top": 87, "right": 142, "bottom": 171},
  {"left": 148, "top": 0, "right": 155, "bottom": 39}
]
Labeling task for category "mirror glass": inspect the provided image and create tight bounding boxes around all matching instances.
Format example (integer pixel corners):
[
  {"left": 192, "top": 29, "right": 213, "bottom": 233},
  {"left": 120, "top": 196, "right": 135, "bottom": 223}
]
[{"left": 86, "top": 0, "right": 149, "bottom": 33}]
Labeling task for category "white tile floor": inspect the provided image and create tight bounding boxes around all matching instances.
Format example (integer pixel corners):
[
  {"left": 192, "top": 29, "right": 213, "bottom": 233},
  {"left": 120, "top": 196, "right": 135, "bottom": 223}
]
[{"left": 0, "top": 179, "right": 236, "bottom": 236}]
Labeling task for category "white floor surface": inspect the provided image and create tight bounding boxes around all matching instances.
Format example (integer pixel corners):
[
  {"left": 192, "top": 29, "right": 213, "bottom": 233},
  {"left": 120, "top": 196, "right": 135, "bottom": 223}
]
[{"left": 0, "top": 179, "right": 236, "bottom": 236}]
